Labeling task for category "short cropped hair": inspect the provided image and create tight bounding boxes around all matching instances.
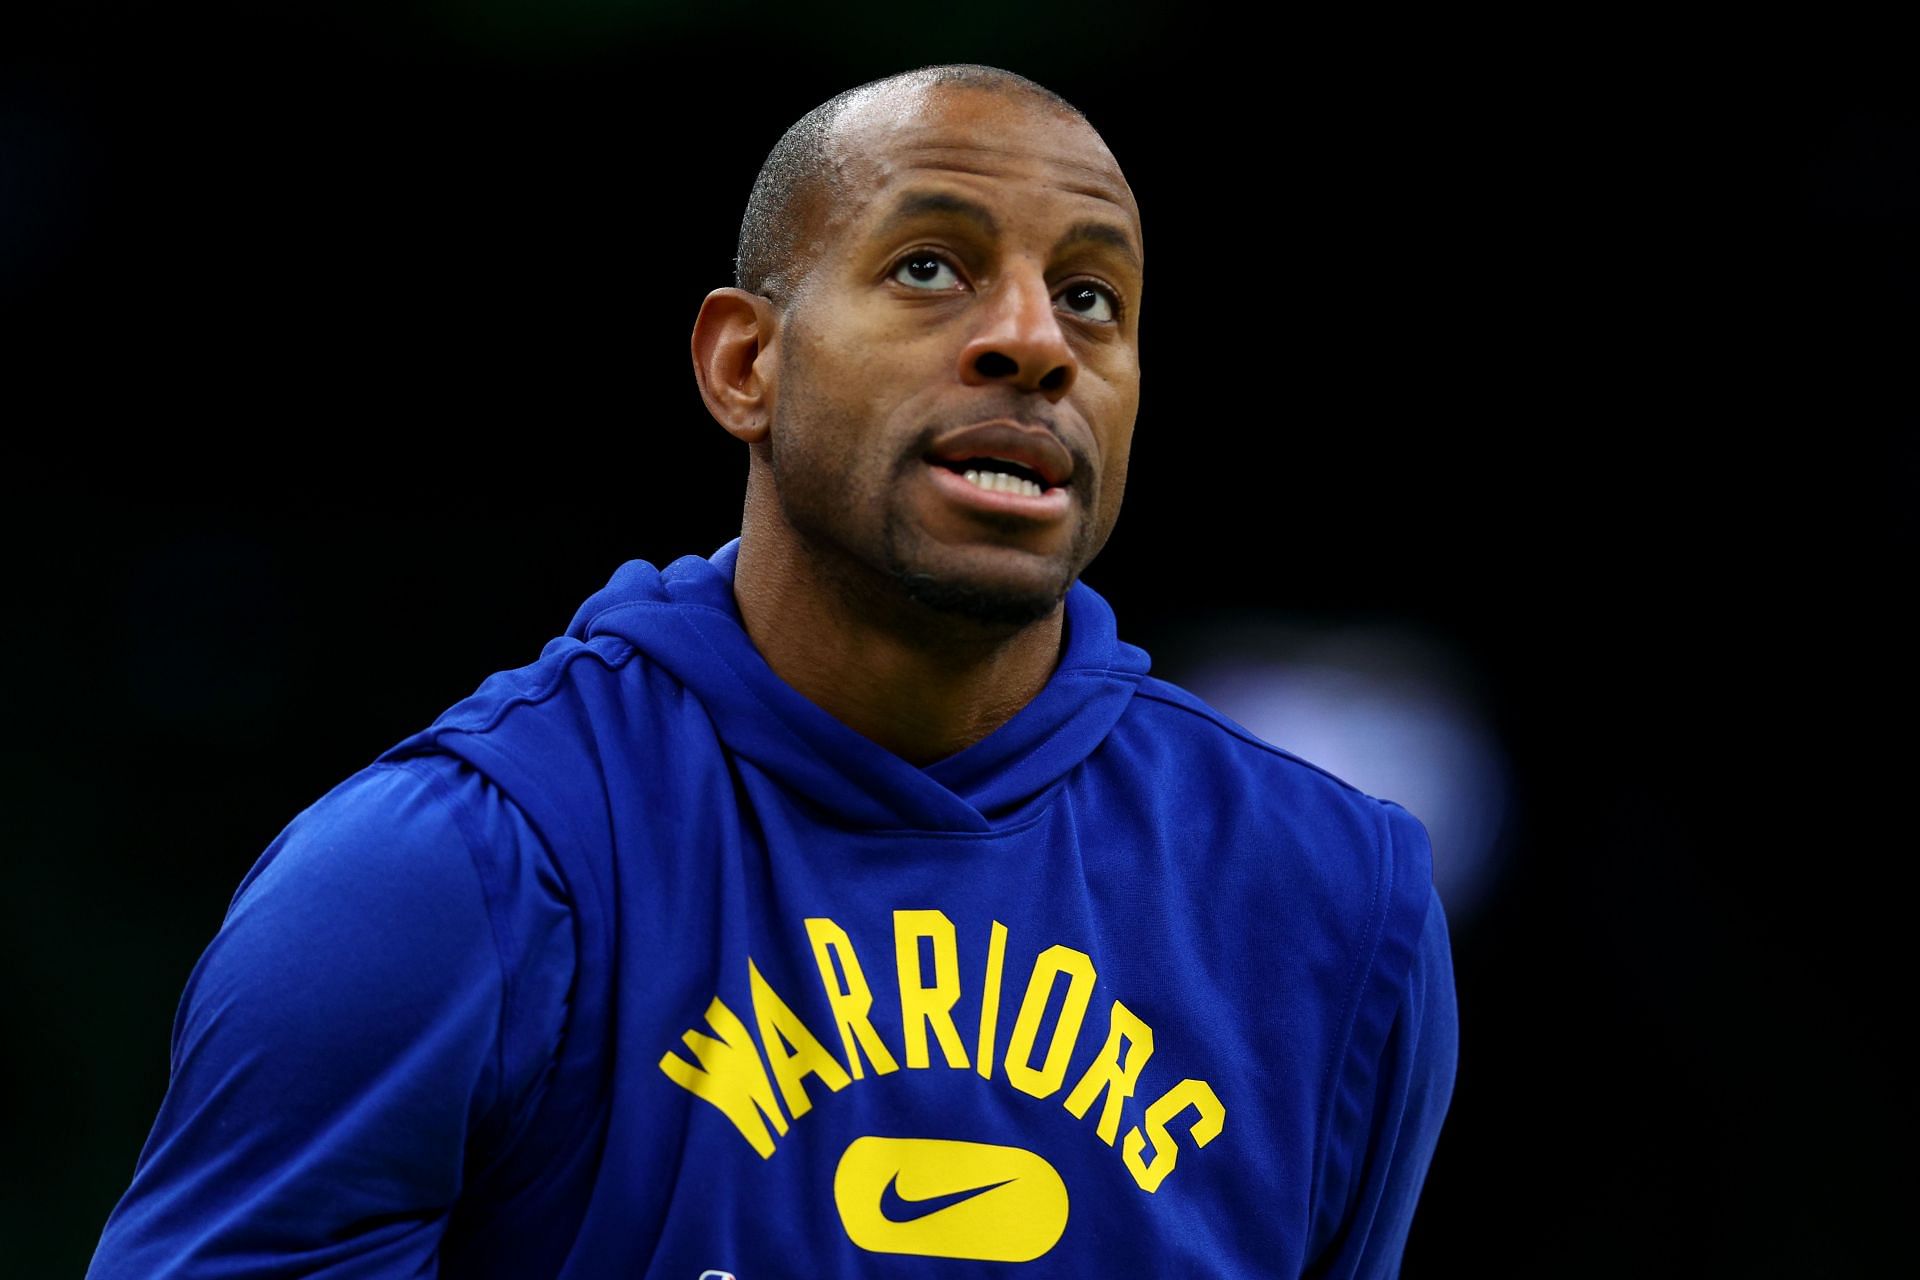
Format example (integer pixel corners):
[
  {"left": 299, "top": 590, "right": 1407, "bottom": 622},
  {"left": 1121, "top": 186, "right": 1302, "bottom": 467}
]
[{"left": 734, "top": 63, "right": 1087, "bottom": 312}]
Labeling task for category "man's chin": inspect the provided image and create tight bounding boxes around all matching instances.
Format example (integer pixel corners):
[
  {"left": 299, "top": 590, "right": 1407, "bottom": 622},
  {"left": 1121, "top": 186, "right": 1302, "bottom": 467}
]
[
  {"left": 891, "top": 566, "right": 1066, "bottom": 628},
  {"left": 876, "top": 510, "right": 1084, "bottom": 629}
]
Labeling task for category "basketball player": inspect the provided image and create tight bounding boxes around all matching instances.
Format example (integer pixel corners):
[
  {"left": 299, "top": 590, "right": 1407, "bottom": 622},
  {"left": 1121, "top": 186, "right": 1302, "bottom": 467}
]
[{"left": 88, "top": 63, "right": 1458, "bottom": 1278}]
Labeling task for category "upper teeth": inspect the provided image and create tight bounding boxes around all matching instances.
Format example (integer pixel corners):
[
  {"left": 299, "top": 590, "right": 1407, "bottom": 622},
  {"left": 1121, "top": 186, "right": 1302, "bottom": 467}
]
[{"left": 962, "top": 468, "right": 1044, "bottom": 497}]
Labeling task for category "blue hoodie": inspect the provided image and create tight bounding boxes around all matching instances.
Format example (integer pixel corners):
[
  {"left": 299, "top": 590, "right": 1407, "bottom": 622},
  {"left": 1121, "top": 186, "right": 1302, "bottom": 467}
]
[{"left": 89, "top": 538, "right": 1458, "bottom": 1279}]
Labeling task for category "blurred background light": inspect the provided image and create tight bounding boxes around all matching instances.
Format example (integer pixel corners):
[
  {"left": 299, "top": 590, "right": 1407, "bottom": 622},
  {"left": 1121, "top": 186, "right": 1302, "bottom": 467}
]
[{"left": 1163, "top": 622, "right": 1510, "bottom": 923}]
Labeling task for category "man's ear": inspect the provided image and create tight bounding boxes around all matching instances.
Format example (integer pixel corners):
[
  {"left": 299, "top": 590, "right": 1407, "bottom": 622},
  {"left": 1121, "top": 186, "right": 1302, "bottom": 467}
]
[{"left": 691, "top": 288, "right": 780, "bottom": 445}]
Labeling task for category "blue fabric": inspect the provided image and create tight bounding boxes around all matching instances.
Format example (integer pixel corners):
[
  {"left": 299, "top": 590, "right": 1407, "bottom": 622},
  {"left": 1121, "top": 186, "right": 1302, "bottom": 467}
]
[
  {"left": 1307, "top": 886, "right": 1458, "bottom": 1278},
  {"left": 87, "top": 757, "right": 574, "bottom": 1278},
  {"left": 89, "top": 538, "right": 1458, "bottom": 1278}
]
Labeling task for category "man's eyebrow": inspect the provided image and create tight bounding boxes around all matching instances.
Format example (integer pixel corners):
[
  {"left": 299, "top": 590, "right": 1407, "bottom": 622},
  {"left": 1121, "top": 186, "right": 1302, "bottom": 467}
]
[
  {"left": 872, "top": 191, "right": 1142, "bottom": 273},
  {"left": 874, "top": 190, "right": 1001, "bottom": 238},
  {"left": 1053, "top": 219, "right": 1141, "bottom": 273}
]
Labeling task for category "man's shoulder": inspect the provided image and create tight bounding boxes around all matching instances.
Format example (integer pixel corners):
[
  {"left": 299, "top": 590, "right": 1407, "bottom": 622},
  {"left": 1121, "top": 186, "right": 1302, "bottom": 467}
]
[
  {"left": 235, "top": 754, "right": 557, "bottom": 923},
  {"left": 373, "top": 630, "right": 697, "bottom": 792},
  {"left": 1108, "top": 673, "right": 1436, "bottom": 924},
  {"left": 409, "top": 633, "right": 657, "bottom": 742},
  {"left": 1121, "top": 673, "right": 1419, "bottom": 823},
  {"left": 238, "top": 758, "right": 484, "bottom": 909}
]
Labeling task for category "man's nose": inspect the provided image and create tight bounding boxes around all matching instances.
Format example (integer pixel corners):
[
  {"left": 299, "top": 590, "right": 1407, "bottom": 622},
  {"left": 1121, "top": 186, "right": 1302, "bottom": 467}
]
[{"left": 957, "top": 263, "right": 1077, "bottom": 399}]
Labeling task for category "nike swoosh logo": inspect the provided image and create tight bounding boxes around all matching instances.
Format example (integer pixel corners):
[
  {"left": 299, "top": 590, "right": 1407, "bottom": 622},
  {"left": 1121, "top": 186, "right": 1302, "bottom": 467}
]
[
  {"left": 878, "top": 1172, "right": 1016, "bottom": 1223},
  {"left": 836, "top": 1137, "right": 1067, "bottom": 1260}
]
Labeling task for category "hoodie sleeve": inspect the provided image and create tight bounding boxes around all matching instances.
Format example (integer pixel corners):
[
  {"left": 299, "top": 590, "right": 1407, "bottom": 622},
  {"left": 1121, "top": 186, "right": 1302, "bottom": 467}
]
[
  {"left": 85, "top": 756, "right": 574, "bottom": 1280},
  {"left": 1306, "top": 881, "right": 1460, "bottom": 1279}
]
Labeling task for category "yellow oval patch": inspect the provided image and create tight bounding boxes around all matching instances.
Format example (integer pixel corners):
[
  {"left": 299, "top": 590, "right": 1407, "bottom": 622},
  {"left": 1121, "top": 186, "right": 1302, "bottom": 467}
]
[{"left": 833, "top": 1135, "right": 1069, "bottom": 1261}]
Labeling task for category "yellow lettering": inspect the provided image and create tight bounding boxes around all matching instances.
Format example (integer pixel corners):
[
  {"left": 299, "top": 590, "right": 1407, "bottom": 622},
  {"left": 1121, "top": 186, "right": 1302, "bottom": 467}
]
[
  {"left": 748, "top": 957, "right": 852, "bottom": 1120},
  {"left": 894, "top": 909, "right": 970, "bottom": 1070},
  {"left": 657, "top": 995, "right": 788, "bottom": 1159},
  {"left": 1003, "top": 944, "right": 1097, "bottom": 1099},
  {"left": 975, "top": 920, "right": 1008, "bottom": 1082},
  {"left": 1062, "top": 999, "right": 1155, "bottom": 1145},
  {"left": 803, "top": 916, "right": 899, "bottom": 1080},
  {"left": 1122, "top": 1078, "right": 1225, "bottom": 1193}
]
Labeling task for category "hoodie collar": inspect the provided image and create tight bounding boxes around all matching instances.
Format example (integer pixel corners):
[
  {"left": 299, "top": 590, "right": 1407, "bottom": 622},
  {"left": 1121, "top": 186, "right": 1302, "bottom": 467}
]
[{"left": 565, "top": 538, "right": 1150, "bottom": 834}]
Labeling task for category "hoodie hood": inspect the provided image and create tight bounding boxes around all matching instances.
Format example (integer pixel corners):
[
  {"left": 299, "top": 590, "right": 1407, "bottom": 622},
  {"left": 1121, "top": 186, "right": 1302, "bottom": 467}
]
[{"left": 562, "top": 538, "right": 1150, "bottom": 834}]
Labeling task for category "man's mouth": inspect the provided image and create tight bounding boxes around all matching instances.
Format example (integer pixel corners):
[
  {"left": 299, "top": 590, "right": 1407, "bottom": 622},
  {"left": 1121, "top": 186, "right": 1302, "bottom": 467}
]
[
  {"left": 925, "top": 455, "right": 1057, "bottom": 499},
  {"left": 921, "top": 455, "right": 1073, "bottom": 519},
  {"left": 922, "top": 419, "right": 1074, "bottom": 492}
]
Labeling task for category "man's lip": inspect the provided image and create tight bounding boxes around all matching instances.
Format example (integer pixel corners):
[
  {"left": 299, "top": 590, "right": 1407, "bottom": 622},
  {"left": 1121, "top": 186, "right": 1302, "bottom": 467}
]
[
  {"left": 922, "top": 460, "right": 1074, "bottom": 521},
  {"left": 923, "top": 420, "right": 1073, "bottom": 488}
]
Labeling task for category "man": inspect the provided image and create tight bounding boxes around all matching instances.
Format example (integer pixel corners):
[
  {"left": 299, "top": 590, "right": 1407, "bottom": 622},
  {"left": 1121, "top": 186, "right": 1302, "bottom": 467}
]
[{"left": 89, "top": 63, "right": 1457, "bottom": 1278}]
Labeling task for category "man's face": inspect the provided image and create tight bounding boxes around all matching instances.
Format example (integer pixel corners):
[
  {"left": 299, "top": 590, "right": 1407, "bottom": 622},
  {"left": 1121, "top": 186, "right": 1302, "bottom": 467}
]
[{"left": 763, "top": 84, "right": 1143, "bottom": 628}]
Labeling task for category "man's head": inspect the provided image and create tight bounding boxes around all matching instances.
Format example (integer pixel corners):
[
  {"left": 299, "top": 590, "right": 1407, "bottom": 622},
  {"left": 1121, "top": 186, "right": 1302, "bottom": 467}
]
[
  {"left": 732, "top": 66, "right": 1092, "bottom": 316},
  {"left": 692, "top": 63, "right": 1143, "bottom": 633}
]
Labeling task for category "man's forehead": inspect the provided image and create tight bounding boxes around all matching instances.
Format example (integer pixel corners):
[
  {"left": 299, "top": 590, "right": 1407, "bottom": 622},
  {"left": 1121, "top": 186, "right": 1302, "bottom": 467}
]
[{"left": 827, "top": 84, "right": 1140, "bottom": 237}]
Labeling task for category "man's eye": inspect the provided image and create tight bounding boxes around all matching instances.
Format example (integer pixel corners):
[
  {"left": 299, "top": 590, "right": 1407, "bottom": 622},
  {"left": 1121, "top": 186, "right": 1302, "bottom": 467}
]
[
  {"left": 1057, "top": 282, "right": 1118, "bottom": 323},
  {"left": 892, "top": 253, "right": 962, "bottom": 290}
]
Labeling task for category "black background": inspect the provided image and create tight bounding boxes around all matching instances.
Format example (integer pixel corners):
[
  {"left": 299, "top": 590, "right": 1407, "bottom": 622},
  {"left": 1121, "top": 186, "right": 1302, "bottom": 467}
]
[{"left": 5, "top": 3, "right": 1914, "bottom": 1274}]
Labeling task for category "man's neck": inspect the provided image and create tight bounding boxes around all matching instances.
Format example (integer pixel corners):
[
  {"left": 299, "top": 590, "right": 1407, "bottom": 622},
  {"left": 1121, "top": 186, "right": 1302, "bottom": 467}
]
[{"left": 729, "top": 528, "right": 1066, "bottom": 769}]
